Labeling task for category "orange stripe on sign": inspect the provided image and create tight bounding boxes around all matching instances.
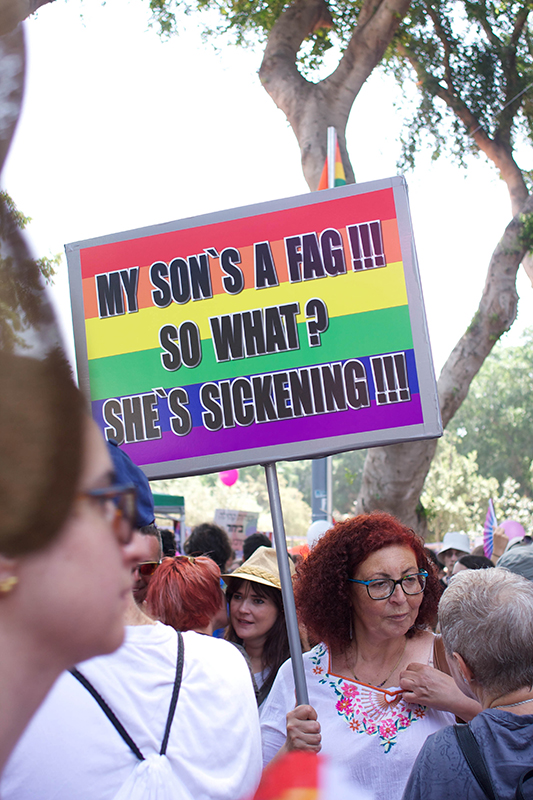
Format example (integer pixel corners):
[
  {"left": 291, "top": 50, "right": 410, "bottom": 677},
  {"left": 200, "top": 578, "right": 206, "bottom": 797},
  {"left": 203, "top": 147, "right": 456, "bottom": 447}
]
[{"left": 82, "top": 218, "right": 401, "bottom": 319}]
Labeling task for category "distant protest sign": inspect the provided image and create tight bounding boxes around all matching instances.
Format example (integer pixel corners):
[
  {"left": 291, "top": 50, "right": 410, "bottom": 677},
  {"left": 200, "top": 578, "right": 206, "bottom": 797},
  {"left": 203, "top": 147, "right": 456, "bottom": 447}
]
[
  {"left": 214, "top": 509, "right": 259, "bottom": 559},
  {"left": 66, "top": 176, "right": 441, "bottom": 478}
]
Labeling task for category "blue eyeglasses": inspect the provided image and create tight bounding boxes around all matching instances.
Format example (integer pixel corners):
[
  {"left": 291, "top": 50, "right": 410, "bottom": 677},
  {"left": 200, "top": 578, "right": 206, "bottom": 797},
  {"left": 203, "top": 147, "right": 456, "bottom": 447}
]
[{"left": 348, "top": 571, "right": 428, "bottom": 600}]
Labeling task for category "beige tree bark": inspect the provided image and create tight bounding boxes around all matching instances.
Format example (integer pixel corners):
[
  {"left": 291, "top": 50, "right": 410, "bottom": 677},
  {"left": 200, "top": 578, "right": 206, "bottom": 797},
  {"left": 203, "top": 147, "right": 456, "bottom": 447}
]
[{"left": 0, "top": 0, "right": 51, "bottom": 36}]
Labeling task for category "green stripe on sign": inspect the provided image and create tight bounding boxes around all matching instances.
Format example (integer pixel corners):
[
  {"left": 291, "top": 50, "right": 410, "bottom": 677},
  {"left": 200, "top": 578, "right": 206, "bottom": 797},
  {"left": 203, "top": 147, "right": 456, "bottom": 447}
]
[{"left": 87, "top": 304, "right": 413, "bottom": 401}]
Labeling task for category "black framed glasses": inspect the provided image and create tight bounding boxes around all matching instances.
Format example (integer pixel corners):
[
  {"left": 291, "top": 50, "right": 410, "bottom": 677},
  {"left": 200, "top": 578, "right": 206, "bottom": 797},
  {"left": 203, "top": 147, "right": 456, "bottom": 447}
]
[
  {"left": 78, "top": 484, "right": 137, "bottom": 544},
  {"left": 348, "top": 571, "right": 428, "bottom": 600}
]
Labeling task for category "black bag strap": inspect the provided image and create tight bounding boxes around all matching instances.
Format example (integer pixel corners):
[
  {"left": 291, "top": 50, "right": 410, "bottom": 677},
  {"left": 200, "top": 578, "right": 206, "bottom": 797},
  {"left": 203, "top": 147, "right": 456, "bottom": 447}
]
[
  {"left": 516, "top": 768, "right": 533, "bottom": 800},
  {"left": 70, "top": 667, "right": 145, "bottom": 760},
  {"left": 454, "top": 723, "right": 498, "bottom": 800},
  {"left": 70, "top": 630, "right": 184, "bottom": 761},
  {"left": 160, "top": 631, "right": 184, "bottom": 756}
]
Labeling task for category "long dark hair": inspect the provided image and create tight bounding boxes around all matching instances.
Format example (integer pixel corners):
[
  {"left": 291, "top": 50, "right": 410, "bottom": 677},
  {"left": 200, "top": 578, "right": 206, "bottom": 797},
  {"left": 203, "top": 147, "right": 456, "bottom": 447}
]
[{"left": 225, "top": 577, "right": 290, "bottom": 705}]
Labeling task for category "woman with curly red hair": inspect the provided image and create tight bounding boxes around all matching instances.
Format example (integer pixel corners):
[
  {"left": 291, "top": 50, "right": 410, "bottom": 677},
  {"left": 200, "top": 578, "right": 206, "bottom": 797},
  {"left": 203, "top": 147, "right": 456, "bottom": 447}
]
[
  {"left": 260, "top": 513, "right": 481, "bottom": 799},
  {"left": 145, "top": 555, "right": 225, "bottom": 634}
]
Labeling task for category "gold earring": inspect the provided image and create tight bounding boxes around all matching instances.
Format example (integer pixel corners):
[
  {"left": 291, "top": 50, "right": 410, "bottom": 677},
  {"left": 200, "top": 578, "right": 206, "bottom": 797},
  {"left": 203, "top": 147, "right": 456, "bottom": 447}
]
[{"left": 0, "top": 576, "right": 18, "bottom": 593}]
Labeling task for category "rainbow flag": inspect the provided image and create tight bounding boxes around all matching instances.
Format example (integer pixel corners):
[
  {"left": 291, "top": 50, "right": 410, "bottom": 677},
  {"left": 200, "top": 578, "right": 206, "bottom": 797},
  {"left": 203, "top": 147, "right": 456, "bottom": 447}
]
[
  {"left": 249, "top": 751, "right": 367, "bottom": 799},
  {"left": 318, "top": 128, "right": 347, "bottom": 190},
  {"left": 252, "top": 752, "right": 319, "bottom": 799},
  {"left": 483, "top": 498, "right": 497, "bottom": 559}
]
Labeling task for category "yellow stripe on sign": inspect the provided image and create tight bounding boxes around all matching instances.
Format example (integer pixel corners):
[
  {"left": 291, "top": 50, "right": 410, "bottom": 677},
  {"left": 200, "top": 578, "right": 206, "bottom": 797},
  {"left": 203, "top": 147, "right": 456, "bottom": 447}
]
[{"left": 85, "top": 260, "right": 406, "bottom": 360}]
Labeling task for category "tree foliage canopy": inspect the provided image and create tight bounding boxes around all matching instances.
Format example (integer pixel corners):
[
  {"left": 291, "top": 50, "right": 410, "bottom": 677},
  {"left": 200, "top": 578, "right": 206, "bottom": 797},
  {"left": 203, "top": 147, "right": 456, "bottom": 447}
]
[
  {"left": 451, "top": 327, "right": 533, "bottom": 497},
  {"left": 0, "top": 192, "right": 59, "bottom": 353},
  {"left": 421, "top": 430, "right": 533, "bottom": 539},
  {"left": 393, "top": 0, "right": 533, "bottom": 174},
  {"left": 146, "top": 0, "right": 371, "bottom": 71}
]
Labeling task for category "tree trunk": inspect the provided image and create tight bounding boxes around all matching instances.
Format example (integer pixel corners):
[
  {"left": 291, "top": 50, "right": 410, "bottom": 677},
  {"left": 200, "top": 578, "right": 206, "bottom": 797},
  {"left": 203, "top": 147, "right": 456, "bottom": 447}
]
[
  {"left": 356, "top": 194, "right": 533, "bottom": 532},
  {"left": 0, "top": 0, "right": 52, "bottom": 36},
  {"left": 258, "top": 0, "right": 532, "bottom": 533},
  {"left": 0, "top": 24, "right": 25, "bottom": 174},
  {"left": 259, "top": 0, "right": 411, "bottom": 190}
]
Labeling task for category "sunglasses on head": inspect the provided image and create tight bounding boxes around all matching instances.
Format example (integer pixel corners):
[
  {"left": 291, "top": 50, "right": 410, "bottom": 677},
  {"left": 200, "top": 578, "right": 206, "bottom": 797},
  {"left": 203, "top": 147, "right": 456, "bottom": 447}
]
[{"left": 136, "top": 561, "right": 161, "bottom": 577}]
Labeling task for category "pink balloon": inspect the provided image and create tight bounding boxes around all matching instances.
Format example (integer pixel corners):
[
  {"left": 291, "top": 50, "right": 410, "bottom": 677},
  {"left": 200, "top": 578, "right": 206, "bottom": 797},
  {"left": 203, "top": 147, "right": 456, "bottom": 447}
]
[
  {"left": 219, "top": 469, "right": 239, "bottom": 487},
  {"left": 499, "top": 519, "right": 526, "bottom": 540}
]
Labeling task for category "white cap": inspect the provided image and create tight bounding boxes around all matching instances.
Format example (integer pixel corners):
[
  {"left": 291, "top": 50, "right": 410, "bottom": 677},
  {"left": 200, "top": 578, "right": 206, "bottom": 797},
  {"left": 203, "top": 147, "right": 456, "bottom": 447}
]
[
  {"left": 306, "top": 520, "right": 333, "bottom": 549},
  {"left": 439, "top": 531, "right": 470, "bottom": 556}
]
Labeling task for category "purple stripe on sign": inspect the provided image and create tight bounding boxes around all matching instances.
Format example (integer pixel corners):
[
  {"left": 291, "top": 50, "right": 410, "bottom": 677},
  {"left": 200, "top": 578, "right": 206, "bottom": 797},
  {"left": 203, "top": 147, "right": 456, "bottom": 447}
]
[{"left": 112, "top": 395, "right": 423, "bottom": 467}]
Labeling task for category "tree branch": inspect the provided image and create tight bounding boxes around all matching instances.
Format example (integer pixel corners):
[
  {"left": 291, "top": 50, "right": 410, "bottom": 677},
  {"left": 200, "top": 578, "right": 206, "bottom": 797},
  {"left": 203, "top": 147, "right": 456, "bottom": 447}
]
[
  {"left": 510, "top": 4, "right": 529, "bottom": 48},
  {"left": 0, "top": 0, "right": 53, "bottom": 36},
  {"left": 325, "top": 0, "right": 412, "bottom": 100},
  {"left": 425, "top": 3, "right": 455, "bottom": 91},
  {"left": 466, "top": 0, "right": 501, "bottom": 49},
  {"left": 357, "top": 195, "right": 533, "bottom": 530},
  {"left": 260, "top": 0, "right": 412, "bottom": 189},
  {"left": 437, "top": 194, "right": 532, "bottom": 426},
  {"left": 397, "top": 40, "right": 528, "bottom": 213},
  {"left": 259, "top": 0, "right": 333, "bottom": 102}
]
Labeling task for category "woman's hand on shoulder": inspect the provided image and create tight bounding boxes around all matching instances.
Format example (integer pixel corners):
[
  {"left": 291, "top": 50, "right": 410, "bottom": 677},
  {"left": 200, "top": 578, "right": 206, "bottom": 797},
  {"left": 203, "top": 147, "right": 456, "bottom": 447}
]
[
  {"left": 400, "top": 662, "right": 455, "bottom": 708},
  {"left": 285, "top": 704, "right": 321, "bottom": 753},
  {"left": 400, "top": 663, "right": 481, "bottom": 720}
]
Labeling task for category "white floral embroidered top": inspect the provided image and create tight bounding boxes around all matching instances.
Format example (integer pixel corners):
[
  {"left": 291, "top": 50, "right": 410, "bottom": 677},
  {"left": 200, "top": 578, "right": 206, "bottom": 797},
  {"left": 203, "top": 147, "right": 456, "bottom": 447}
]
[{"left": 260, "top": 640, "right": 455, "bottom": 800}]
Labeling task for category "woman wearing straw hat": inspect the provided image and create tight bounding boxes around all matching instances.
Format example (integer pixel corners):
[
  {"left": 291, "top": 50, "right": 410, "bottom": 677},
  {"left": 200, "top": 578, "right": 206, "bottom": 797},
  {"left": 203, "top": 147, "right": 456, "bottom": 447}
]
[{"left": 223, "top": 546, "right": 297, "bottom": 707}]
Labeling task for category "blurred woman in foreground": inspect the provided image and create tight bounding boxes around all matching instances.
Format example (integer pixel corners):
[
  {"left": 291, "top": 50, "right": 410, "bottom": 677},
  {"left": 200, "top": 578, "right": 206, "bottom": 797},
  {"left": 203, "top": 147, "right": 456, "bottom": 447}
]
[
  {"left": 0, "top": 411, "right": 140, "bottom": 774},
  {"left": 403, "top": 568, "right": 533, "bottom": 799}
]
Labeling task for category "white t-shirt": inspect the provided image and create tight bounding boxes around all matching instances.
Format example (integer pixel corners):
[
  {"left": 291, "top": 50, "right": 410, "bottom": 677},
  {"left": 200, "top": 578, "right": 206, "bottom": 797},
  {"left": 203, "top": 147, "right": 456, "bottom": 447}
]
[
  {"left": 1, "top": 624, "right": 262, "bottom": 800},
  {"left": 260, "top": 642, "right": 455, "bottom": 800}
]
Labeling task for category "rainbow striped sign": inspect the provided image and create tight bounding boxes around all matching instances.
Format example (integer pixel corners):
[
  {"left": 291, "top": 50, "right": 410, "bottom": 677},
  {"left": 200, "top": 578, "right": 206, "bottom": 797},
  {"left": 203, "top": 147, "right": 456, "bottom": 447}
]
[{"left": 66, "top": 177, "right": 441, "bottom": 478}]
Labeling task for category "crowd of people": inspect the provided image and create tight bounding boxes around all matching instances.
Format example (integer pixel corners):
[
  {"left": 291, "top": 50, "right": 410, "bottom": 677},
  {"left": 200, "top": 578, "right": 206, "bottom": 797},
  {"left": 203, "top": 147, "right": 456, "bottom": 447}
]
[{"left": 2, "top": 412, "right": 533, "bottom": 800}]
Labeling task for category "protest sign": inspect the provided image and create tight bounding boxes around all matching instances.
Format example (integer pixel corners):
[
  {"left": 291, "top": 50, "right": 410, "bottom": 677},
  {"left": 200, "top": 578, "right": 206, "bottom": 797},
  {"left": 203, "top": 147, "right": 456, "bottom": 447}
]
[
  {"left": 66, "top": 176, "right": 441, "bottom": 478},
  {"left": 214, "top": 508, "right": 259, "bottom": 559}
]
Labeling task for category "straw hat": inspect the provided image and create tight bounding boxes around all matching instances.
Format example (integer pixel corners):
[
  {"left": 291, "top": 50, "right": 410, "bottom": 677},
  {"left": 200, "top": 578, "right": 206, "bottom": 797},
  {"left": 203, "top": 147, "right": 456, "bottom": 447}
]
[{"left": 221, "top": 546, "right": 295, "bottom": 590}]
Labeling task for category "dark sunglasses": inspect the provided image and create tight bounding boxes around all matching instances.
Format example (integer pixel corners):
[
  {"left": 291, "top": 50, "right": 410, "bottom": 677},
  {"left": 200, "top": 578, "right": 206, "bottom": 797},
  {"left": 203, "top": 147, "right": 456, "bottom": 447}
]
[
  {"left": 136, "top": 561, "right": 161, "bottom": 577},
  {"left": 79, "top": 484, "right": 137, "bottom": 545}
]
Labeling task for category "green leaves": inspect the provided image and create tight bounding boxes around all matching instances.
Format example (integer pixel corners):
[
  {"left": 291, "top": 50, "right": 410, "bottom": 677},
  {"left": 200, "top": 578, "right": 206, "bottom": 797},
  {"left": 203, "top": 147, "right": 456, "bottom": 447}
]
[
  {"left": 452, "top": 327, "right": 533, "bottom": 497},
  {"left": 394, "top": 0, "right": 533, "bottom": 168},
  {"left": 144, "top": 0, "right": 367, "bottom": 71}
]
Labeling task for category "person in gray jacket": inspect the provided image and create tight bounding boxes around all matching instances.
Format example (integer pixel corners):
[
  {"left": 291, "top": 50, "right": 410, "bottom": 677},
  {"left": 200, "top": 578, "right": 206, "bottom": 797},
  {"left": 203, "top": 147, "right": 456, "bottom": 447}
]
[{"left": 403, "top": 568, "right": 533, "bottom": 800}]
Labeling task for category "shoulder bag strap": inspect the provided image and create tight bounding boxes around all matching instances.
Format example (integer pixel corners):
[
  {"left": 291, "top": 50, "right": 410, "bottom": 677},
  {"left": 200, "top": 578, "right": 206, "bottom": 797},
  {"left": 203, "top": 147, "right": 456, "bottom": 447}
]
[
  {"left": 516, "top": 768, "right": 533, "bottom": 800},
  {"left": 159, "top": 630, "right": 184, "bottom": 756},
  {"left": 454, "top": 723, "right": 498, "bottom": 800},
  {"left": 434, "top": 636, "right": 466, "bottom": 723},
  {"left": 433, "top": 634, "right": 451, "bottom": 675},
  {"left": 70, "top": 667, "right": 145, "bottom": 761}
]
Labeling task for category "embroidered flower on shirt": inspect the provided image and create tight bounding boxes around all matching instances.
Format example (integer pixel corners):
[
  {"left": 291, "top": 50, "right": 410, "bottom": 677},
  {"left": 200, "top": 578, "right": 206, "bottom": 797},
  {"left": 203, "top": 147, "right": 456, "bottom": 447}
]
[
  {"left": 336, "top": 696, "right": 354, "bottom": 714},
  {"left": 310, "top": 643, "right": 427, "bottom": 753},
  {"left": 342, "top": 682, "right": 359, "bottom": 698},
  {"left": 379, "top": 719, "right": 396, "bottom": 740}
]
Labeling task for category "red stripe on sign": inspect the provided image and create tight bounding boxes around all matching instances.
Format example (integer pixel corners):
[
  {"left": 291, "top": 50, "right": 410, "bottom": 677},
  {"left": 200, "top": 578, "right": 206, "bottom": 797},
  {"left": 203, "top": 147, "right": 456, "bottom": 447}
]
[{"left": 79, "top": 189, "right": 396, "bottom": 279}]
